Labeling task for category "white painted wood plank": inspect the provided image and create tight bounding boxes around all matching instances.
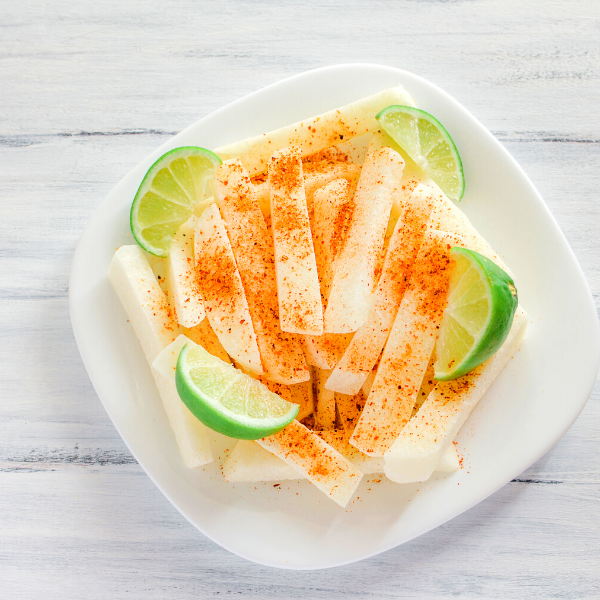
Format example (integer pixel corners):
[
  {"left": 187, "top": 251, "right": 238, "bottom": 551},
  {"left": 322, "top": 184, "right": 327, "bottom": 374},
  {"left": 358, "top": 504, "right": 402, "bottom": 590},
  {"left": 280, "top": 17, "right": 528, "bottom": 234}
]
[{"left": 1, "top": 0, "right": 599, "bottom": 597}]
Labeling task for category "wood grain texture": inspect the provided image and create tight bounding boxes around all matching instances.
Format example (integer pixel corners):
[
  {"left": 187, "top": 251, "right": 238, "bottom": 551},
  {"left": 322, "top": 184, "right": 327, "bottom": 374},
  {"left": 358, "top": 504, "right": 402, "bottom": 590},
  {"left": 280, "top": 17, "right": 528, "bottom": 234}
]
[{"left": 1, "top": 0, "right": 599, "bottom": 598}]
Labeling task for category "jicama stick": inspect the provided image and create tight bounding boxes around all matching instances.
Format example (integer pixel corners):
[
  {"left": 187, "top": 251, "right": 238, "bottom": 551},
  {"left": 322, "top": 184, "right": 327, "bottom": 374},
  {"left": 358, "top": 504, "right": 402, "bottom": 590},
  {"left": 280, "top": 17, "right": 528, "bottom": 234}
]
[
  {"left": 384, "top": 307, "right": 528, "bottom": 483},
  {"left": 361, "top": 371, "right": 376, "bottom": 398},
  {"left": 335, "top": 391, "right": 365, "bottom": 432},
  {"left": 224, "top": 440, "right": 303, "bottom": 482},
  {"left": 413, "top": 354, "right": 436, "bottom": 416},
  {"left": 367, "top": 129, "right": 423, "bottom": 213},
  {"left": 351, "top": 231, "right": 461, "bottom": 456},
  {"left": 194, "top": 203, "right": 263, "bottom": 375},
  {"left": 289, "top": 376, "right": 315, "bottom": 421},
  {"left": 215, "top": 85, "right": 415, "bottom": 175},
  {"left": 324, "top": 147, "right": 404, "bottom": 333},
  {"left": 268, "top": 147, "right": 323, "bottom": 335},
  {"left": 326, "top": 182, "right": 437, "bottom": 394},
  {"left": 109, "top": 245, "right": 179, "bottom": 364},
  {"left": 303, "top": 178, "right": 354, "bottom": 368},
  {"left": 318, "top": 430, "right": 383, "bottom": 475},
  {"left": 152, "top": 336, "right": 213, "bottom": 467},
  {"left": 166, "top": 216, "right": 205, "bottom": 328},
  {"left": 181, "top": 318, "right": 231, "bottom": 364},
  {"left": 314, "top": 368, "right": 336, "bottom": 430},
  {"left": 257, "top": 420, "right": 363, "bottom": 507},
  {"left": 213, "top": 160, "right": 309, "bottom": 384}
]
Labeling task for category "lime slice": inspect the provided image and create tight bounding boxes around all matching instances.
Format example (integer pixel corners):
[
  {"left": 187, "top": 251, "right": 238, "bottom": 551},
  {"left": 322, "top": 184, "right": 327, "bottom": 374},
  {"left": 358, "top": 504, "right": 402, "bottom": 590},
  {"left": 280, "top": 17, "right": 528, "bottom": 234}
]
[
  {"left": 434, "top": 248, "right": 518, "bottom": 381},
  {"left": 130, "top": 146, "right": 222, "bottom": 257},
  {"left": 175, "top": 343, "right": 299, "bottom": 439},
  {"left": 376, "top": 105, "right": 464, "bottom": 201}
]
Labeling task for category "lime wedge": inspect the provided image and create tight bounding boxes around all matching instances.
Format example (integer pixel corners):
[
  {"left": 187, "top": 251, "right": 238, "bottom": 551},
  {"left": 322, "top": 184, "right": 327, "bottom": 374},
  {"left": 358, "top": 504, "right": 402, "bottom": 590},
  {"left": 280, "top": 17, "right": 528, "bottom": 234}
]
[
  {"left": 175, "top": 343, "right": 299, "bottom": 439},
  {"left": 376, "top": 105, "right": 464, "bottom": 201},
  {"left": 130, "top": 146, "right": 221, "bottom": 257},
  {"left": 434, "top": 248, "right": 518, "bottom": 381}
]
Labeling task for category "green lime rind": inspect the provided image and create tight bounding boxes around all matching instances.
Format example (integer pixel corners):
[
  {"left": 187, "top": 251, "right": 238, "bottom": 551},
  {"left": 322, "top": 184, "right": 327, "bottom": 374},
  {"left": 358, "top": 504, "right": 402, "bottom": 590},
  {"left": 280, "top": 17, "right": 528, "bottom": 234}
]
[
  {"left": 175, "top": 343, "right": 298, "bottom": 440},
  {"left": 376, "top": 105, "right": 465, "bottom": 201},
  {"left": 434, "top": 248, "right": 518, "bottom": 381},
  {"left": 130, "top": 146, "right": 222, "bottom": 257}
]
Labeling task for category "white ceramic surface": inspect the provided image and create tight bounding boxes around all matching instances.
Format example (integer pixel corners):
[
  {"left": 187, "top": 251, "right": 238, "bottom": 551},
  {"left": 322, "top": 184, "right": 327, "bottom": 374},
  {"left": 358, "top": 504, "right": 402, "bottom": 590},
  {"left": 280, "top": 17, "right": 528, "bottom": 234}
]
[{"left": 69, "top": 64, "right": 600, "bottom": 570}]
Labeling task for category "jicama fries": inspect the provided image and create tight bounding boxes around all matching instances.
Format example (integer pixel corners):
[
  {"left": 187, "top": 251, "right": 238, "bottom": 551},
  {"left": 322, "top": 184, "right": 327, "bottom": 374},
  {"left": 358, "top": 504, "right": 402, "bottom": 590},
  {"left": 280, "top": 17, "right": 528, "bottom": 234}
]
[
  {"left": 289, "top": 377, "right": 315, "bottom": 421},
  {"left": 194, "top": 203, "right": 263, "bottom": 374},
  {"left": 269, "top": 147, "right": 323, "bottom": 335},
  {"left": 166, "top": 216, "right": 206, "bottom": 328},
  {"left": 384, "top": 308, "right": 528, "bottom": 483},
  {"left": 303, "top": 178, "right": 354, "bottom": 369},
  {"left": 326, "top": 182, "right": 437, "bottom": 394},
  {"left": 257, "top": 420, "right": 363, "bottom": 507},
  {"left": 324, "top": 147, "right": 404, "bottom": 333},
  {"left": 214, "top": 159, "right": 309, "bottom": 384},
  {"left": 335, "top": 391, "right": 366, "bottom": 432},
  {"left": 215, "top": 85, "right": 415, "bottom": 175},
  {"left": 109, "top": 245, "right": 179, "bottom": 363},
  {"left": 224, "top": 440, "right": 303, "bottom": 482},
  {"left": 351, "top": 231, "right": 461, "bottom": 456},
  {"left": 111, "top": 85, "right": 529, "bottom": 507},
  {"left": 152, "top": 336, "right": 214, "bottom": 467},
  {"left": 314, "top": 368, "right": 336, "bottom": 430}
]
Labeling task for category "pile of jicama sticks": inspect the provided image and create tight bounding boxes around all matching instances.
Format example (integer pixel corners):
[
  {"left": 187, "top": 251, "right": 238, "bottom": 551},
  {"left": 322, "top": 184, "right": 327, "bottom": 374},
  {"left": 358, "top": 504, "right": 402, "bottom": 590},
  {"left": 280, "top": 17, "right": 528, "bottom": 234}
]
[{"left": 110, "top": 85, "right": 528, "bottom": 507}]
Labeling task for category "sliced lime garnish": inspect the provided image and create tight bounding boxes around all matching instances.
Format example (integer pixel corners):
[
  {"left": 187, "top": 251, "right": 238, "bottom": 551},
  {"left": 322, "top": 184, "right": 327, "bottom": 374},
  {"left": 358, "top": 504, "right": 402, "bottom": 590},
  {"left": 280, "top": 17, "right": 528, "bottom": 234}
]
[
  {"left": 434, "top": 248, "right": 518, "bottom": 381},
  {"left": 175, "top": 343, "right": 298, "bottom": 439},
  {"left": 130, "top": 146, "right": 221, "bottom": 257},
  {"left": 376, "top": 105, "right": 464, "bottom": 201}
]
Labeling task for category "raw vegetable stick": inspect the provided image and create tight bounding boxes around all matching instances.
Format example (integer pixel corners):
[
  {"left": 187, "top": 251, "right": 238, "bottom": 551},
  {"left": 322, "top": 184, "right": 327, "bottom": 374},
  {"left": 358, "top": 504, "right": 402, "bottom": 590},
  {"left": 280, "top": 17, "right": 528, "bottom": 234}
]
[
  {"left": 194, "top": 203, "right": 263, "bottom": 375},
  {"left": 303, "top": 178, "right": 354, "bottom": 369},
  {"left": 109, "top": 245, "right": 179, "bottom": 364},
  {"left": 384, "top": 307, "right": 528, "bottom": 483},
  {"left": 213, "top": 159, "right": 309, "bottom": 384},
  {"left": 166, "top": 216, "right": 206, "bottom": 328},
  {"left": 257, "top": 420, "right": 363, "bottom": 507},
  {"left": 326, "top": 182, "right": 437, "bottom": 394},
  {"left": 324, "top": 147, "right": 404, "bottom": 333},
  {"left": 335, "top": 391, "right": 365, "bottom": 432},
  {"left": 268, "top": 147, "right": 324, "bottom": 335},
  {"left": 314, "top": 368, "right": 336, "bottom": 430},
  {"left": 224, "top": 440, "right": 304, "bottom": 482},
  {"left": 367, "top": 129, "right": 423, "bottom": 212},
  {"left": 215, "top": 85, "right": 415, "bottom": 175},
  {"left": 253, "top": 162, "right": 361, "bottom": 222},
  {"left": 289, "top": 376, "right": 315, "bottom": 421},
  {"left": 152, "top": 335, "right": 214, "bottom": 467},
  {"left": 351, "top": 231, "right": 461, "bottom": 456},
  {"left": 109, "top": 249, "right": 212, "bottom": 467}
]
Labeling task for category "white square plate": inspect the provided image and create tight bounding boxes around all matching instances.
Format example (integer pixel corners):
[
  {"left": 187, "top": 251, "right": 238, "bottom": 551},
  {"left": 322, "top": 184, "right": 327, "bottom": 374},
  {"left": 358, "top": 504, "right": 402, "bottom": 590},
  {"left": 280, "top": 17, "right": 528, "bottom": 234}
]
[{"left": 69, "top": 64, "right": 599, "bottom": 569}]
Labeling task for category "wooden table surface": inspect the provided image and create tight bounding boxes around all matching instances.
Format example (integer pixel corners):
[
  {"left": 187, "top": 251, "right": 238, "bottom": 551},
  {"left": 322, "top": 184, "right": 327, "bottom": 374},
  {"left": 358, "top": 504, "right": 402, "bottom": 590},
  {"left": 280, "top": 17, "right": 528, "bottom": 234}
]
[{"left": 2, "top": 1, "right": 599, "bottom": 598}]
